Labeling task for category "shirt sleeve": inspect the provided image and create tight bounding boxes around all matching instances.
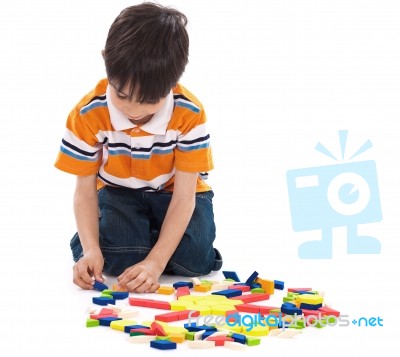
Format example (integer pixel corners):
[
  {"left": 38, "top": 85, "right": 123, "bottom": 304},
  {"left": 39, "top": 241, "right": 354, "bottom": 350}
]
[
  {"left": 174, "top": 109, "right": 214, "bottom": 173},
  {"left": 54, "top": 107, "right": 102, "bottom": 176}
]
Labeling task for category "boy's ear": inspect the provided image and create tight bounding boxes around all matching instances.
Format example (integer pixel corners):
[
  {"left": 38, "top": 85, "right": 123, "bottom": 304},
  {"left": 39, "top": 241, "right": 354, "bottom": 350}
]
[{"left": 101, "top": 49, "right": 105, "bottom": 59}]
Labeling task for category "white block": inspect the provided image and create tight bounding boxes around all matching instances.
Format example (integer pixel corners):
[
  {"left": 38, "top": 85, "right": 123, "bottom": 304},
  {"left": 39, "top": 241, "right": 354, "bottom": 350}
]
[{"left": 128, "top": 335, "right": 156, "bottom": 343}]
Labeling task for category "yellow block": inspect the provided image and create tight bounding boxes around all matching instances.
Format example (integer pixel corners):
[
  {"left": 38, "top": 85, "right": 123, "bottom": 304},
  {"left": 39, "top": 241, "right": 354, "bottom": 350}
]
[
  {"left": 163, "top": 325, "right": 189, "bottom": 334},
  {"left": 110, "top": 319, "right": 137, "bottom": 331},
  {"left": 195, "top": 299, "right": 221, "bottom": 307},
  {"left": 218, "top": 299, "right": 243, "bottom": 306},
  {"left": 202, "top": 295, "right": 227, "bottom": 301},
  {"left": 168, "top": 333, "right": 186, "bottom": 343},
  {"left": 296, "top": 294, "right": 324, "bottom": 305},
  {"left": 242, "top": 325, "right": 269, "bottom": 337},
  {"left": 157, "top": 286, "right": 175, "bottom": 295},
  {"left": 211, "top": 305, "right": 237, "bottom": 316},
  {"left": 170, "top": 301, "right": 193, "bottom": 311},
  {"left": 192, "top": 305, "right": 212, "bottom": 316},
  {"left": 178, "top": 295, "right": 203, "bottom": 302}
]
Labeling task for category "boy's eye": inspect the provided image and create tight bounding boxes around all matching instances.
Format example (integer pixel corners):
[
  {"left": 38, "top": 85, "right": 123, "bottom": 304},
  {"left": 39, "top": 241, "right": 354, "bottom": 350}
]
[{"left": 116, "top": 92, "right": 128, "bottom": 100}]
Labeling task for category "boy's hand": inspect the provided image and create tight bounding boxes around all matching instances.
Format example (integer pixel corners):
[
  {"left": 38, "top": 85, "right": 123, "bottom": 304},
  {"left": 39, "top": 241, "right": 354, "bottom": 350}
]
[
  {"left": 117, "top": 259, "right": 162, "bottom": 293},
  {"left": 72, "top": 249, "right": 104, "bottom": 290}
]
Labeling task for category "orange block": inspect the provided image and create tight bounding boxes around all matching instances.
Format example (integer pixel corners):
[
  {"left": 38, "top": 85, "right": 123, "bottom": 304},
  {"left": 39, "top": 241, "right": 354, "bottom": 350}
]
[
  {"left": 255, "top": 277, "right": 275, "bottom": 295},
  {"left": 194, "top": 284, "right": 211, "bottom": 292}
]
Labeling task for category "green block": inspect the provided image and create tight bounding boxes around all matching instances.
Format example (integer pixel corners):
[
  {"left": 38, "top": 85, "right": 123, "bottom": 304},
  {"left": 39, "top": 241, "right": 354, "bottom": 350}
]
[
  {"left": 289, "top": 324, "right": 304, "bottom": 330},
  {"left": 102, "top": 289, "right": 114, "bottom": 295},
  {"left": 130, "top": 331, "right": 146, "bottom": 336},
  {"left": 270, "top": 309, "right": 281, "bottom": 314},
  {"left": 326, "top": 316, "right": 336, "bottom": 324},
  {"left": 100, "top": 293, "right": 113, "bottom": 299},
  {"left": 156, "top": 336, "right": 171, "bottom": 341},
  {"left": 223, "top": 278, "right": 235, "bottom": 282},
  {"left": 295, "top": 319, "right": 306, "bottom": 328},
  {"left": 185, "top": 332, "right": 195, "bottom": 341},
  {"left": 246, "top": 336, "right": 261, "bottom": 346},
  {"left": 315, "top": 317, "right": 327, "bottom": 328},
  {"left": 251, "top": 288, "right": 265, "bottom": 294},
  {"left": 283, "top": 296, "right": 295, "bottom": 302},
  {"left": 86, "top": 319, "right": 100, "bottom": 328},
  {"left": 200, "top": 280, "right": 212, "bottom": 285}
]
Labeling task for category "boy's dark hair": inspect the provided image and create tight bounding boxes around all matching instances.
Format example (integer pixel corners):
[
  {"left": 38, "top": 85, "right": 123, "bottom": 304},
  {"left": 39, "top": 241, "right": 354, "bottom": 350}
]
[{"left": 104, "top": 2, "right": 189, "bottom": 104}]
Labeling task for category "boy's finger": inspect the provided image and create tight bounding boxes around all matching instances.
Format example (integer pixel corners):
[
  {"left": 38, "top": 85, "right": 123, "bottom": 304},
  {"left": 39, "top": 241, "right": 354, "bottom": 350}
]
[
  {"left": 125, "top": 271, "right": 148, "bottom": 292},
  {"left": 73, "top": 266, "right": 94, "bottom": 290},
  {"left": 77, "top": 264, "right": 95, "bottom": 286},
  {"left": 93, "top": 267, "right": 104, "bottom": 283}
]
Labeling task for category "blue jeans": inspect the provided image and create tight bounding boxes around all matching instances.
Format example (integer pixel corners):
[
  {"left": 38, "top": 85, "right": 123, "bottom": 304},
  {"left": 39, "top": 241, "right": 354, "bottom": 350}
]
[{"left": 70, "top": 186, "right": 222, "bottom": 277}]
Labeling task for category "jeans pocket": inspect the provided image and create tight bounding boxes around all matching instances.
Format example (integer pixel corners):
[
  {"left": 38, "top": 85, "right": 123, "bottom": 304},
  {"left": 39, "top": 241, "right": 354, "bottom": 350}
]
[{"left": 196, "top": 190, "right": 214, "bottom": 203}]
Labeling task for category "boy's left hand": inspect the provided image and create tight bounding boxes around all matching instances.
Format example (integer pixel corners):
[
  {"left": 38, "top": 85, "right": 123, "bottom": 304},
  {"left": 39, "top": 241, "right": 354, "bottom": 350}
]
[{"left": 116, "top": 259, "right": 162, "bottom": 293}]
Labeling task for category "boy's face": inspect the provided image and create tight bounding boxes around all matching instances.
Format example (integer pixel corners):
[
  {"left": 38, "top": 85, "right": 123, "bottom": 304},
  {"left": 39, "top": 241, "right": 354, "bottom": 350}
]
[{"left": 108, "top": 82, "right": 167, "bottom": 125}]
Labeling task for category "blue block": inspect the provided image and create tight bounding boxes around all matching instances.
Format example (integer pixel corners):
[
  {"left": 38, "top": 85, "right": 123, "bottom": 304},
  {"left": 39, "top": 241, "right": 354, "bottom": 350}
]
[
  {"left": 212, "top": 289, "right": 242, "bottom": 298},
  {"left": 124, "top": 324, "right": 150, "bottom": 333},
  {"left": 150, "top": 340, "right": 177, "bottom": 350},
  {"left": 172, "top": 281, "right": 193, "bottom": 289},
  {"left": 274, "top": 280, "right": 285, "bottom": 290},
  {"left": 245, "top": 271, "right": 259, "bottom": 286},
  {"left": 202, "top": 330, "right": 217, "bottom": 339},
  {"left": 92, "top": 296, "right": 116, "bottom": 306},
  {"left": 281, "top": 302, "right": 302, "bottom": 315},
  {"left": 231, "top": 333, "right": 246, "bottom": 344},
  {"left": 112, "top": 291, "right": 129, "bottom": 300},
  {"left": 184, "top": 323, "right": 218, "bottom": 332},
  {"left": 299, "top": 302, "right": 323, "bottom": 310},
  {"left": 98, "top": 316, "right": 122, "bottom": 326},
  {"left": 295, "top": 291, "right": 315, "bottom": 295},
  {"left": 222, "top": 271, "right": 241, "bottom": 282},
  {"left": 250, "top": 283, "right": 261, "bottom": 289},
  {"left": 93, "top": 280, "right": 108, "bottom": 292}
]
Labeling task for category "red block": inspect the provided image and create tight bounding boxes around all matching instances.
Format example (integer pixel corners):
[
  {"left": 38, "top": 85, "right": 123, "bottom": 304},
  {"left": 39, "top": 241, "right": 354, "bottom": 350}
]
[
  {"left": 99, "top": 308, "right": 115, "bottom": 315},
  {"left": 259, "top": 306, "right": 280, "bottom": 315},
  {"left": 236, "top": 304, "right": 260, "bottom": 313},
  {"left": 151, "top": 321, "right": 168, "bottom": 336},
  {"left": 90, "top": 313, "right": 118, "bottom": 319},
  {"left": 287, "top": 287, "right": 312, "bottom": 292},
  {"left": 146, "top": 300, "right": 171, "bottom": 310},
  {"left": 301, "top": 309, "right": 319, "bottom": 317},
  {"left": 130, "top": 328, "right": 156, "bottom": 336},
  {"left": 178, "top": 310, "right": 200, "bottom": 320},
  {"left": 155, "top": 311, "right": 182, "bottom": 323},
  {"left": 176, "top": 287, "right": 190, "bottom": 298},
  {"left": 230, "top": 293, "right": 270, "bottom": 303},
  {"left": 228, "top": 285, "right": 251, "bottom": 293},
  {"left": 129, "top": 298, "right": 155, "bottom": 307},
  {"left": 318, "top": 306, "right": 340, "bottom": 317},
  {"left": 206, "top": 336, "right": 234, "bottom": 346}
]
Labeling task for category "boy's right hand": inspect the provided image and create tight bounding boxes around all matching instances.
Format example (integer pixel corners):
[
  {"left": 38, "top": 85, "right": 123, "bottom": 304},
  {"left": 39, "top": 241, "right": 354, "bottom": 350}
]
[{"left": 72, "top": 249, "right": 104, "bottom": 290}]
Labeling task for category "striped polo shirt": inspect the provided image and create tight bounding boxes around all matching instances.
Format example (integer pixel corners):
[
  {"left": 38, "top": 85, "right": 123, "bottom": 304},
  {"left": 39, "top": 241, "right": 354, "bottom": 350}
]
[{"left": 54, "top": 79, "right": 213, "bottom": 192}]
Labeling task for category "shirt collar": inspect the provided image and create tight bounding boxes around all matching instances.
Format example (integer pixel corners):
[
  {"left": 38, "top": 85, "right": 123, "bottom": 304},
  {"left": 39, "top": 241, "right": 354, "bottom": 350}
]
[{"left": 106, "top": 84, "right": 174, "bottom": 134}]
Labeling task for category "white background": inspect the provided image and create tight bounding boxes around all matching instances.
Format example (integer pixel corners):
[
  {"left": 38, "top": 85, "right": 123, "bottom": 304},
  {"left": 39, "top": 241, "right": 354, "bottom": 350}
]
[{"left": 0, "top": 0, "right": 398, "bottom": 355}]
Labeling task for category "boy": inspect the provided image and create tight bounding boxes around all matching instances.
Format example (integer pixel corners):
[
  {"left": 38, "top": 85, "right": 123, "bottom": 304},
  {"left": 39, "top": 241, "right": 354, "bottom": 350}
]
[{"left": 54, "top": 2, "right": 222, "bottom": 293}]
